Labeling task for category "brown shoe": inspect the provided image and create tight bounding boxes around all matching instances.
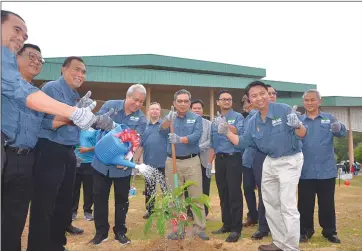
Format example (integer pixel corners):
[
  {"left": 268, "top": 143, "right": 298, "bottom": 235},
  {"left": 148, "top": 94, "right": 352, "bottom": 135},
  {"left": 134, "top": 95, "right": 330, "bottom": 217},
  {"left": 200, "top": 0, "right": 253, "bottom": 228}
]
[
  {"left": 258, "top": 243, "right": 282, "bottom": 251},
  {"left": 242, "top": 217, "right": 257, "bottom": 227}
]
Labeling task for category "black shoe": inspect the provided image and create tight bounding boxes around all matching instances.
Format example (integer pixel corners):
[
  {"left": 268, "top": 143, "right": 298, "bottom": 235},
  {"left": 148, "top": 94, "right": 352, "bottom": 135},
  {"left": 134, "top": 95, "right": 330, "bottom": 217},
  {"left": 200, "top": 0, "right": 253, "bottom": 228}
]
[
  {"left": 66, "top": 225, "right": 84, "bottom": 235},
  {"left": 324, "top": 234, "right": 341, "bottom": 244},
  {"left": 89, "top": 233, "right": 108, "bottom": 245},
  {"left": 143, "top": 211, "right": 150, "bottom": 219},
  {"left": 115, "top": 233, "right": 131, "bottom": 245},
  {"left": 212, "top": 226, "right": 231, "bottom": 234},
  {"left": 300, "top": 234, "right": 309, "bottom": 243},
  {"left": 225, "top": 232, "right": 241, "bottom": 242},
  {"left": 252, "top": 230, "right": 269, "bottom": 240}
]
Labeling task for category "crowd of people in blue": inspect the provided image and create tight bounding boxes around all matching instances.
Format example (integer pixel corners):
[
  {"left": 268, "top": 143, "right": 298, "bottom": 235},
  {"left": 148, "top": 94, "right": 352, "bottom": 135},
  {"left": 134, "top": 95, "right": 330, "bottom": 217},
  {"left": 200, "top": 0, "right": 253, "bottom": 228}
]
[{"left": 1, "top": 10, "right": 347, "bottom": 251}]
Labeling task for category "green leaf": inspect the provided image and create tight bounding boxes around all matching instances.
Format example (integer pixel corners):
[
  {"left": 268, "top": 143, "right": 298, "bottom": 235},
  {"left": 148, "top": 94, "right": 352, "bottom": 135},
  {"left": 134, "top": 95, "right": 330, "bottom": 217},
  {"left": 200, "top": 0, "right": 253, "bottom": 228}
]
[
  {"left": 144, "top": 213, "right": 154, "bottom": 234},
  {"left": 172, "top": 187, "right": 184, "bottom": 198},
  {"left": 157, "top": 213, "right": 166, "bottom": 237},
  {"left": 190, "top": 203, "right": 202, "bottom": 221},
  {"left": 192, "top": 194, "right": 210, "bottom": 205},
  {"left": 182, "top": 180, "right": 197, "bottom": 190}
]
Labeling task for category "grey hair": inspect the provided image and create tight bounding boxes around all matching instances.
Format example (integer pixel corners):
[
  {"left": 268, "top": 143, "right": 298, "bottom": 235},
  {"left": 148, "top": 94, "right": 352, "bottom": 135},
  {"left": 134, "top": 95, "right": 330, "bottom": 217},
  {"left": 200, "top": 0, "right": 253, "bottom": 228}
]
[
  {"left": 126, "top": 84, "right": 146, "bottom": 97},
  {"left": 174, "top": 89, "right": 191, "bottom": 101},
  {"left": 303, "top": 89, "right": 321, "bottom": 99}
]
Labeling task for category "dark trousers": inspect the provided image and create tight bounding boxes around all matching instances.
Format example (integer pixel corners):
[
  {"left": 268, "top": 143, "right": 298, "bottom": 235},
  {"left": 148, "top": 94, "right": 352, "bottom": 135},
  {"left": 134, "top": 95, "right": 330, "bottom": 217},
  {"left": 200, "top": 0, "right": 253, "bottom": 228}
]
[
  {"left": 298, "top": 178, "right": 337, "bottom": 238},
  {"left": 201, "top": 164, "right": 211, "bottom": 216},
  {"left": 215, "top": 154, "right": 243, "bottom": 233},
  {"left": 145, "top": 167, "right": 166, "bottom": 213},
  {"left": 242, "top": 166, "right": 258, "bottom": 223},
  {"left": 1, "top": 148, "right": 34, "bottom": 251},
  {"left": 27, "top": 139, "right": 77, "bottom": 251},
  {"left": 72, "top": 163, "right": 94, "bottom": 214},
  {"left": 253, "top": 151, "right": 269, "bottom": 233},
  {"left": 1, "top": 132, "right": 7, "bottom": 172},
  {"left": 93, "top": 169, "right": 131, "bottom": 236}
]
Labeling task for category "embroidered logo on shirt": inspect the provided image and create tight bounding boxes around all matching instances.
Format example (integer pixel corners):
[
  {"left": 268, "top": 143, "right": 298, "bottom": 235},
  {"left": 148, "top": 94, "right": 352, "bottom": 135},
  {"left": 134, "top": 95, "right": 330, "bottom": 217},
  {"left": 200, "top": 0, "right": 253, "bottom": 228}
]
[
  {"left": 227, "top": 119, "right": 235, "bottom": 125},
  {"left": 129, "top": 116, "right": 140, "bottom": 122},
  {"left": 272, "top": 117, "right": 282, "bottom": 126},
  {"left": 186, "top": 119, "right": 196, "bottom": 124},
  {"left": 321, "top": 118, "right": 331, "bottom": 124}
]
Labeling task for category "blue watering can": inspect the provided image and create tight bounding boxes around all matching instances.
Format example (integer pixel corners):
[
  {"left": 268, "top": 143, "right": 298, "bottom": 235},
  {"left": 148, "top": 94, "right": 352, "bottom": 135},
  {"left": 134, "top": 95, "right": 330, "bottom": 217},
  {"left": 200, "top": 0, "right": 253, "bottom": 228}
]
[{"left": 94, "top": 124, "right": 136, "bottom": 169}]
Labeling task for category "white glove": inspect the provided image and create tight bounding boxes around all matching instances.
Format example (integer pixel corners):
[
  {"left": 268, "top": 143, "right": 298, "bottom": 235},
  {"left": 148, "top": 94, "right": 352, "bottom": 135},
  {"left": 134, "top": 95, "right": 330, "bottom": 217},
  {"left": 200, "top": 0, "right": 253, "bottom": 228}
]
[
  {"left": 69, "top": 101, "right": 97, "bottom": 130},
  {"left": 212, "top": 111, "right": 223, "bottom": 128},
  {"left": 135, "top": 163, "right": 148, "bottom": 174},
  {"left": 217, "top": 117, "right": 229, "bottom": 135},
  {"left": 206, "top": 163, "right": 212, "bottom": 179},
  {"left": 165, "top": 106, "right": 177, "bottom": 122},
  {"left": 76, "top": 91, "right": 94, "bottom": 108},
  {"left": 286, "top": 105, "right": 303, "bottom": 129}
]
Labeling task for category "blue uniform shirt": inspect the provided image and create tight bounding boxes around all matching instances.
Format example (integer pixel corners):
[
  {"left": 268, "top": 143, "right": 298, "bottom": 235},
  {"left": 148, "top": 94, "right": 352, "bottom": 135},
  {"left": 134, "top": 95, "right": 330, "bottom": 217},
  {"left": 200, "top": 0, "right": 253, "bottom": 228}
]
[
  {"left": 237, "top": 102, "right": 304, "bottom": 158},
  {"left": 141, "top": 119, "right": 168, "bottom": 168},
  {"left": 75, "top": 129, "right": 99, "bottom": 164},
  {"left": 300, "top": 112, "right": 346, "bottom": 179},
  {"left": 211, "top": 109, "right": 244, "bottom": 154},
  {"left": 159, "top": 111, "right": 202, "bottom": 156},
  {"left": 1, "top": 46, "right": 39, "bottom": 143},
  {"left": 38, "top": 77, "right": 80, "bottom": 146},
  {"left": 242, "top": 109, "right": 258, "bottom": 168},
  {"left": 92, "top": 100, "right": 147, "bottom": 178}
]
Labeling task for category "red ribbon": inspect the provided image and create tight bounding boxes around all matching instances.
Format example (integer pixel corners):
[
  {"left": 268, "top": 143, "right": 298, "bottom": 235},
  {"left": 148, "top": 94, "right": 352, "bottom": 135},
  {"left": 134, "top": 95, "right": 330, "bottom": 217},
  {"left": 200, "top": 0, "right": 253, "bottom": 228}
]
[{"left": 114, "top": 129, "right": 140, "bottom": 153}]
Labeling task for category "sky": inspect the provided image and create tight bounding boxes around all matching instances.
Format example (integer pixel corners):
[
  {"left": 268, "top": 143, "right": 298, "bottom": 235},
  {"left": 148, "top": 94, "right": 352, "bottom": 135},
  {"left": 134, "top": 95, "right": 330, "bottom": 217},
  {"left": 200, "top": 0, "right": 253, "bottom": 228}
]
[{"left": 3, "top": 2, "right": 362, "bottom": 97}]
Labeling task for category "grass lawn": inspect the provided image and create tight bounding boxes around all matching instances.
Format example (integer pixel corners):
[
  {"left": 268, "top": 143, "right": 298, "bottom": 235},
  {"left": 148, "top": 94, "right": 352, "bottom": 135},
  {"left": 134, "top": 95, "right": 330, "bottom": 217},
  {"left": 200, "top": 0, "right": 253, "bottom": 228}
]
[{"left": 21, "top": 175, "right": 362, "bottom": 251}]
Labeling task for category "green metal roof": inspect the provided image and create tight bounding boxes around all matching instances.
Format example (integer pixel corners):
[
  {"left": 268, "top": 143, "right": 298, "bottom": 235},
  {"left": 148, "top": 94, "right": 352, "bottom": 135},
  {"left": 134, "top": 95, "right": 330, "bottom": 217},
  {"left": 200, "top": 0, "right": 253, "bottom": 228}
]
[
  {"left": 321, "top": 96, "right": 362, "bottom": 107},
  {"left": 36, "top": 61, "right": 315, "bottom": 93},
  {"left": 44, "top": 54, "right": 267, "bottom": 79}
]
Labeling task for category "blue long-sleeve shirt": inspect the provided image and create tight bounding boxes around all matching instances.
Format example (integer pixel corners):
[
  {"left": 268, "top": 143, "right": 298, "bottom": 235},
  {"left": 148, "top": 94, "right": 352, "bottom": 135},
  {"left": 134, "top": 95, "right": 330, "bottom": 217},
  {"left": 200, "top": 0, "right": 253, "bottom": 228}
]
[
  {"left": 211, "top": 109, "right": 244, "bottom": 154},
  {"left": 1, "top": 46, "right": 40, "bottom": 144},
  {"left": 300, "top": 112, "right": 346, "bottom": 179},
  {"left": 141, "top": 119, "right": 168, "bottom": 168},
  {"left": 38, "top": 77, "right": 80, "bottom": 146},
  {"left": 236, "top": 102, "right": 304, "bottom": 158},
  {"left": 242, "top": 109, "right": 258, "bottom": 168},
  {"left": 92, "top": 100, "right": 147, "bottom": 178},
  {"left": 159, "top": 111, "right": 202, "bottom": 156}
]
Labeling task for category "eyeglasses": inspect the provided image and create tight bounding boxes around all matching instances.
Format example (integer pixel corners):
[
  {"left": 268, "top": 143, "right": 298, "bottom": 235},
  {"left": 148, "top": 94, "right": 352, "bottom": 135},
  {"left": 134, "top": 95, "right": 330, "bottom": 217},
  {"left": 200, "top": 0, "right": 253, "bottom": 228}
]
[
  {"left": 175, "top": 99, "right": 190, "bottom": 104},
  {"left": 27, "top": 52, "right": 45, "bottom": 65},
  {"left": 218, "top": 98, "right": 232, "bottom": 102},
  {"left": 268, "top": 92, "right": 277, "bottom": 96}
]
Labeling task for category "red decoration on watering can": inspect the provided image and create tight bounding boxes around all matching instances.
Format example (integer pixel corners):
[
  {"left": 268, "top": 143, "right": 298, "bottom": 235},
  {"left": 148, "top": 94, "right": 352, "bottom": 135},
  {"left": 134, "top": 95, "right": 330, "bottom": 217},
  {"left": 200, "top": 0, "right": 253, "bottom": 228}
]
[{"left": 114, "top": 128, "right": 140, "bottom": 153}]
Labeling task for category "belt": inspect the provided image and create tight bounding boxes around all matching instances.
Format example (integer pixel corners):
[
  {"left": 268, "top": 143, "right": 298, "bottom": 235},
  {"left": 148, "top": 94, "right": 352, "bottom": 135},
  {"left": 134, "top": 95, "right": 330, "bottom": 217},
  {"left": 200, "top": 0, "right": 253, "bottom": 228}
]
[
  {"left": 167, "top": 154, "right": 198, "bottom": 160},
  {"left": 63, "top": 145, "right": 76, "bottom": 150},
  {"left": 216, "top": 152, "right": 236, "bottom": 158},
  {"left": 5, "top": 146, "right": 34, "bottom": 156}
]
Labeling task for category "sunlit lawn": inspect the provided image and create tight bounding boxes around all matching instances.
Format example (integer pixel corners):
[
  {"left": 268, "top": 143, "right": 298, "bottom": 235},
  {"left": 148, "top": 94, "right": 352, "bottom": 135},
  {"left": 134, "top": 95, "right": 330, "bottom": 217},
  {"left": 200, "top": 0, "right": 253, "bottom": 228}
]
[{"left": 21, "top": 175, "right": 362, "bottom": 251}]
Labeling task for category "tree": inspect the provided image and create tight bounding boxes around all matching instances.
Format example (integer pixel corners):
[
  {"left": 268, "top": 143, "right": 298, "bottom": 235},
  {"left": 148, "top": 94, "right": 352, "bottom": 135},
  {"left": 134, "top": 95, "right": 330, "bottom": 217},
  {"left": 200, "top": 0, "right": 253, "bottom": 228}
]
[
  {"left": 334, "top": 131, "right": 362, "bottom": 162},
  {"left": 354, "top": 142, "right": 362, "bottom": 163}
]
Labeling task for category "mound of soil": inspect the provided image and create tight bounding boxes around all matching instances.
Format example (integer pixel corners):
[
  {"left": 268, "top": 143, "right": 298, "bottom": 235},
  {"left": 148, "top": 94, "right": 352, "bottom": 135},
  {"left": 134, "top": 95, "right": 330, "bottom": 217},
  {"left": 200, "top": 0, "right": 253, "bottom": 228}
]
[{"left": 143, "top": 238, "right": 227, "bottom": 251}]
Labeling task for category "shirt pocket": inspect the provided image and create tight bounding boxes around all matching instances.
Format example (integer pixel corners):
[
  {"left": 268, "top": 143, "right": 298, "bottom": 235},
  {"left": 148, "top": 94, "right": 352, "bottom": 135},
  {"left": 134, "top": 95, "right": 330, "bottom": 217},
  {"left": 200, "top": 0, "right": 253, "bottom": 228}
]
[
  {"left": 320, "top": 123, "right": 332, "bottom": 145},
  {"left": 125, "top": 120, "right": 139, "bottom": 131}
]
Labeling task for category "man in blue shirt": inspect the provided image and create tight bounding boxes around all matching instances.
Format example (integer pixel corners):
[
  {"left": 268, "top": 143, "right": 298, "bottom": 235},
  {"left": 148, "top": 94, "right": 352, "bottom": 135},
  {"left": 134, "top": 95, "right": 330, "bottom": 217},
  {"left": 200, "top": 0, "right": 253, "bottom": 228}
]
[
  {"left": 208, "top": 90, "right": 244, "bottom": 243},
  {"left": 160, "top": 89, "right": 208, "bottom": 241},
  {"left": 27, "top": 56, "right": 100, "bottom": 251},
  {"left": 133, "top": 102, "right": 167, "bottom": 219},
  {"left": 220, "top": 81, "right": 307, "bottom": 251},
  {"left": 72, "top": 128, "right": 99, "bottom": 222},
  {"left": 298, "top": 89, "right": 345, "bottom": 244},
  {"left": 90, "top": 84, "right": 147, "bottom": 246},
  {"left": 240, "top": 95, "right": 258, "bottom": 229},
  {"left": 1, "top": 11, "right": 98, "bottom": 172},
  {"left": 251, "top": 84, "right": 278, "bottom": 240}
]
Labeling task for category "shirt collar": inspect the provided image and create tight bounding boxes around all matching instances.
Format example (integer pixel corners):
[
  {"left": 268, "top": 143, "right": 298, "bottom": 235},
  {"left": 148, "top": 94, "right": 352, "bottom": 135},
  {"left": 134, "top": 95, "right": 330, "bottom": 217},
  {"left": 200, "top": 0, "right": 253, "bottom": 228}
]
[
  {"left": 58, "top": 76, "right": 79, "bottom": 100},
  {"left": 301, "top": 111, "right": 323, "bottom": 121},
  {"left": 147, "top": 119, "right": 161, "bottom": 125}
]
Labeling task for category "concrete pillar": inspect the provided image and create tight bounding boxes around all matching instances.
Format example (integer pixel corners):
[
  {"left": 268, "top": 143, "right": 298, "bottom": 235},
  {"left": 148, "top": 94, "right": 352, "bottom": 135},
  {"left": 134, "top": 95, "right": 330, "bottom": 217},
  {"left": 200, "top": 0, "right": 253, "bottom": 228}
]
[
  {"left": 348, "top": 107, "right": 354, "bottom": 165},
  {"left": 210, "top": 88, "right": 214, "bottom": 120},
  {"left": 146, "top": 86, "right": 151, "bottom": 119}
]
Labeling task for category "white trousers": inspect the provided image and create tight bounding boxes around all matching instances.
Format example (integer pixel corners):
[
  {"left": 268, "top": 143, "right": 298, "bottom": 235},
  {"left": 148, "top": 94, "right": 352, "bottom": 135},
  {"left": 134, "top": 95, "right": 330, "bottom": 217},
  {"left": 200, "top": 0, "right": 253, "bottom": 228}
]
[{"left": 261, "top": 152, "right": 304, "bottom": 251}]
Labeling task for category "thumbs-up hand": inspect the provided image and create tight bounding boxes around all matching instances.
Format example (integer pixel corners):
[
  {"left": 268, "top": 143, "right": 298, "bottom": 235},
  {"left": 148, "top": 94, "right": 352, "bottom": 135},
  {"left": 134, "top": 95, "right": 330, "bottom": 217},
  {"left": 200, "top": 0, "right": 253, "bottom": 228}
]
[
  {"left": 217, "top": 116, "right": 229, "bottom": 135},
  {"left": 166, "top": 106, "right": 177, "bottom": 122},
  {"left": 287, "top": 105, "right": 303, "bottom": 128},
  {"left": 94, "top": 108, "right": 116, "bottom": 131},
  {"left": 76, "top": 91, "right": 94, "bottom": 108},
  {"left": 330, "top": 118, "right": 342, "bottom": 133},
  {"left": 212, "top": 111, "right": 223, "bottom": 127}
]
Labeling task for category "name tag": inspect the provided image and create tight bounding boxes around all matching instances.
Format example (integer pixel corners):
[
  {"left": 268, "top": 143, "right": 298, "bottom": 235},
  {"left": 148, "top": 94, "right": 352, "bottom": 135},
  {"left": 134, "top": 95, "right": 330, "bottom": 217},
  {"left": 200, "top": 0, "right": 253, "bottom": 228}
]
[
  {"left": 272, "top": 117, "right": 282, "bottom": 126},
  {"left": 321, "top": 118, "right": 330, "bottom": 124},
  {"left": 130, "top": 116, "right": 140, "bottom": 122},
  {"left": 227, "top": 119, "right": 235, "bottom": 125},
  {"left": 186, "top": 119, "right": 196, "bottom": 124}
]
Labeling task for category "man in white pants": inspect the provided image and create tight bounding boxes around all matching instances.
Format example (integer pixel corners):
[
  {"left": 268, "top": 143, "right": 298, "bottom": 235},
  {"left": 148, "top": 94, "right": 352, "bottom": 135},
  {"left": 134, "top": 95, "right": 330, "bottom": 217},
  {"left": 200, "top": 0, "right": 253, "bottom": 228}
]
[{"left": 219, "top": 81, "right": 307, "bottom": 251}]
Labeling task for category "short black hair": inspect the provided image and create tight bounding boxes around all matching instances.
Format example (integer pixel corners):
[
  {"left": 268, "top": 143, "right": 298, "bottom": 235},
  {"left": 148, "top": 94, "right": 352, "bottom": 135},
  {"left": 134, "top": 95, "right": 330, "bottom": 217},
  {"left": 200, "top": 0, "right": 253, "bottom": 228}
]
[
  {"left": 191, "top": 99, "right": 204, "bottom": 108},
  {"left": 266, "top": 84, "right": 277, "bottom": 93},
  {"left": 216, "top": 90, "right": 232, "bottom": 100},
  {"left": 245, "top": 81, "right": 268, "bottom": 97},
  {"left": 18, "top": 43, "right": 41, "bottom": 55},
  {"left": 174, "top": 89, "right": 191, "bottom": 101},
  {"left": 62, "top": 56, "right": 84, "bottom": 68},
  {"left": 1, "top": 10, "right": 25, "bottom": 24}
]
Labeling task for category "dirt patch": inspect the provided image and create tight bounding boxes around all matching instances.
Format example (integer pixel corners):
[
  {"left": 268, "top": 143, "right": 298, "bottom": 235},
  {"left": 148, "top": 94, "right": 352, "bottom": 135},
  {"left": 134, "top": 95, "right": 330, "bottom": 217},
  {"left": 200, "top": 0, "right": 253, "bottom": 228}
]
[{"left": 144, "top": 238, "right": 226, "bottom": 251}]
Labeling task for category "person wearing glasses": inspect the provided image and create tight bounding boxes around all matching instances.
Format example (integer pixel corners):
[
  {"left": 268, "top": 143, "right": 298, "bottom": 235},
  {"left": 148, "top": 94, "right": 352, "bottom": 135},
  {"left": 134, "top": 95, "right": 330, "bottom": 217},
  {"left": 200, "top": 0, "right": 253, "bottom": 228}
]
[
  {"left": 1, "top": 11, "right": 98, "bottom": 175},
  {"left": 209, "top": 90, "right": 245, "bottom": 242},
  {"left": 160, "top": 89, "right": 208, "bottom": 241},
  {"left": 266, "top": 84, "right": 277, "bottom": 103}
]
